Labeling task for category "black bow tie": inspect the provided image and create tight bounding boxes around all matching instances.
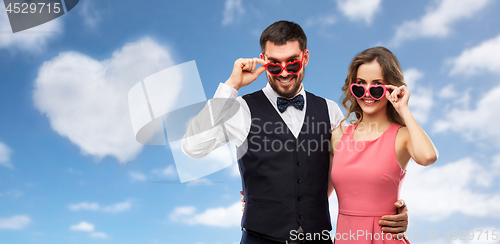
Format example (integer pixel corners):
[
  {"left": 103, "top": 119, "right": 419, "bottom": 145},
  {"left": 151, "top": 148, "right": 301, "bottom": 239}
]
[{"left": 277, "top": 94, "right": 304, "bottom": 113}]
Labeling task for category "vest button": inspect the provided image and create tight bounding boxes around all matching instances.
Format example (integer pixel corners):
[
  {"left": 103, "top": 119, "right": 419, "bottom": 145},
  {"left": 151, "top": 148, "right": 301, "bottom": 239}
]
[
  {"left": 296, "top": 161, "right": 301, "bottom": 166},
  {"left": 298, "top": 215, "right": 303, "bottom": 219},
  {"left": 297, "top": 197, "right": 302, "bottom": 201},
  {"left": 297, "top": 179, "right": 301, "bottom": 184}
]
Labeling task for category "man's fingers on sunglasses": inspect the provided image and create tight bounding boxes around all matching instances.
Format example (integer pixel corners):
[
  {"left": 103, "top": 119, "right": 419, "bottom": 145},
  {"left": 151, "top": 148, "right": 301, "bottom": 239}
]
[
  {"left": 238, "top": 59, "right": 255, "bottom": 71},
  {"left": 254, "top": 66, "right": 267, "bottom": 76},
  {"left": 244, "top": 60, "right": 255, "bottom": 71},
  {"left": 255, "top": 58, "right": 268, "bottom": 65}
]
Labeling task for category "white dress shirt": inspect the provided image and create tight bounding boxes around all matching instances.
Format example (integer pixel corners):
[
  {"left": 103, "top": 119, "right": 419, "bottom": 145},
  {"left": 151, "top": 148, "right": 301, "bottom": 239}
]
[{"left": 182, "top": 82, "right": 344, "bottom": 159}]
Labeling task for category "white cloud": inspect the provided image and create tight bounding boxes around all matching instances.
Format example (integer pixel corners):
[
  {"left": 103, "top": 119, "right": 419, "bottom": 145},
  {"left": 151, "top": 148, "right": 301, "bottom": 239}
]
[
  {"left": 401, "top": 157, "right": 500, "bottom": 221},
  {"left": 439, "top": 84, "right": 458, "bottom": 99},
  {"left": 101, "top": 201, "right": 131, "bottom": 213},
  {"left": 68, "top": 168, "right": 83, "bottom": 175},
  {"left": 449, "top": 34, "right": 500, "bottom": 75},
  {"left": 33, "top": 37, "right": 175, "bottom": 163},
  {"left": 151, "top": 165, "right": 177, "bottom": 178},
  {"left": 390, "top": 0, "right": 491, "bottom": 46},
  {"left": 129, "top": 171, "right": 147, "bottom": 182},
  {"left": 78, "top": 0, "right": 101, "bottom": 29},
  {"left": 222, "top": 0, "right": 244, "bottom": 26},
  {"left": 305, "top": 14, "right": 336, "bottom": 28},
  {"left": 336, "top": 0, "right": 382, "bottom": 24},
  {"left": 170, "top": 202, "right": 241, "bottom": 227},
  {"left": 304, "top": 14, "right": 337, "bottom": 38},
  {"left": 404, "top": 68, "right": 433, "bottom": 123},
  {"left": 403, "top": 68, "right": 423, "bottom": 91},
  {"left": 0, "top": 215, "right": 31, "bottom": 230},
  {"left": 0, "top": 141, "right": 13, "bottom": 169},
  {"left": 0, "top": 5, "right": 62, "bottom": 52},
  {"left": 68, "top": 200, "right": 131, "bottom": 213},
  {"left": 90, "top": 231, "right": 109, "bottom": 239},
  {"left": 69, "top": 221, "right": 110, "bottom": 239},
  {"left": 433, "top": 84, "right": 500, "bottom": 148},
  {"left": 0, "top": 189, "right": 24, "bottom": 198},
  {"left": 70, "top": 221, "right": 95, "bottom": 232},
  {"left": 68, "top": 202, "right": 100, "bottom": 211}
]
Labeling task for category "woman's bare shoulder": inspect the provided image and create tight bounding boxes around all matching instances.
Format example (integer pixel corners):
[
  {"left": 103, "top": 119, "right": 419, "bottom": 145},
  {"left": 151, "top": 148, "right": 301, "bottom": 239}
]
[
  {"left": 332, "top": 124, "right": 349, "bottom": 141},
  {"left": 395, "top": 124, "right": 411, "bottom": 145}
]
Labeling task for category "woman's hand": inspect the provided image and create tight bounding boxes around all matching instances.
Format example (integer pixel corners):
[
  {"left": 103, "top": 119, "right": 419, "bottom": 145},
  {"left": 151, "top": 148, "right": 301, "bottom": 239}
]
[
  {"left": 385, "top": 85, "right": 410, "bottom": 114},
  {"left": 240, "top": 191, "right": 245, "bottom": 214}
]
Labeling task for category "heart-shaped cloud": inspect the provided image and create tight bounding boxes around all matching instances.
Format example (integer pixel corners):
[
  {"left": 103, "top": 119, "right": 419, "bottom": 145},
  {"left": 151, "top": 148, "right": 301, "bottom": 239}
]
[{"left": 33, "top": 37, "right": 175, "bottom": 162}]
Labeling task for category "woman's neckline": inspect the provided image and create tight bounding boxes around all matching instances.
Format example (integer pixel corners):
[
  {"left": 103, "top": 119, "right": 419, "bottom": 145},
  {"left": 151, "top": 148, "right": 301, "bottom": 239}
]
[{"left": 351, "top": 122, "right": 394, "bottom": 142}]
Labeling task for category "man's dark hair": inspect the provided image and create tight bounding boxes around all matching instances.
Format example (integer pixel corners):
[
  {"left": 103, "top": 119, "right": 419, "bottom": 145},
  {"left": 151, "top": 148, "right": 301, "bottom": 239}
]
[{"left": 260, "top": 20, "right": 307, "bottom": 52}]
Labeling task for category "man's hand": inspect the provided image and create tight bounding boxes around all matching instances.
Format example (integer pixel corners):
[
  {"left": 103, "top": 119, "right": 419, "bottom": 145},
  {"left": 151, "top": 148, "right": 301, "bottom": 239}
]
[
  {"left": 379, "top": 199, "right": 408, "bottom": 239},
  {"left": 225, "top": 58, "right": 267, "bottom": 90},
  {"left": 240, "top": 191, "right": 245, "bottom": 214}
]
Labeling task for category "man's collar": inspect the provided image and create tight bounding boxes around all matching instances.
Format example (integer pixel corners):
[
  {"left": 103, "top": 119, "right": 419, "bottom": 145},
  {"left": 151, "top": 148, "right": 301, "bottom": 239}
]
[{"left": 263, "top": 83, "right": 305, "bottom": 102}]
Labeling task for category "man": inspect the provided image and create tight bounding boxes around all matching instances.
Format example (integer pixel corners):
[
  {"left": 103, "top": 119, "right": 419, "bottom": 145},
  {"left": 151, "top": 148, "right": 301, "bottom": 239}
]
[{"left": 182, "top": 20, "right": 408, "bottom": 244}]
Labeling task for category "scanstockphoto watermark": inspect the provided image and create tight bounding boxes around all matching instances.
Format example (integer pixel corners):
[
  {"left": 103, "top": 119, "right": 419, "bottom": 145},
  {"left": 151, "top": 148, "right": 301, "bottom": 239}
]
[
  {"left": 289, "top": 230, "right": 403, "bottom": 242},
  {"left": 289, "top": 229, "right": 499, "bottom": 242}
]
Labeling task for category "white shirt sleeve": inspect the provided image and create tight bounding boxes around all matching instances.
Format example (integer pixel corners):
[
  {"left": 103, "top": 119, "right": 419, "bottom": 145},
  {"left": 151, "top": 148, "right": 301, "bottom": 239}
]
[
  {"left": 326, "top": 98, "right": 344, "bottom": 131},
  {"left": 182, "top": 83, "right": 251, "bottom": 159}
]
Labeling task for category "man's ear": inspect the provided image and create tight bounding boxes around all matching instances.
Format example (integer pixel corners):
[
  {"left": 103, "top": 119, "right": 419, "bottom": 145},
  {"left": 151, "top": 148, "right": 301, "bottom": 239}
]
[
  {"left": 260, "top": 53, "right": 265, "bottom": 60},
  {"left": 303, "top": 49, "right": 310, "bottom": 68}
]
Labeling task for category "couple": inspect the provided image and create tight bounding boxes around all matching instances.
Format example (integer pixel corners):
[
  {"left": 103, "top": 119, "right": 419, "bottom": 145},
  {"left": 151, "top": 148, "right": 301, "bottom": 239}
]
[{"left": 182, "top": 20, "right": 438, "bottom": 244}]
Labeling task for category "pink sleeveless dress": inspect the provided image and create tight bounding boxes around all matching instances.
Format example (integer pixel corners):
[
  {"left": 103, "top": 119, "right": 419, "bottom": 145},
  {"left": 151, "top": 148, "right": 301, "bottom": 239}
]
[{"left": 331, "top": 123, "right": 409, "bottom": 244}]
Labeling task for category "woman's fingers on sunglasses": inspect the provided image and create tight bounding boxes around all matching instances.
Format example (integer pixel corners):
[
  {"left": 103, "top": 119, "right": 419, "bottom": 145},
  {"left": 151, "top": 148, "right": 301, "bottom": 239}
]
[
  {"left": 394, "top": 88, "right": 401, "bottom": 102},
  {"left": 384, "top": 84, "right": 398, "bottom": 90},
  {"left": 385, "top": 90, "right": 392, "bottom": 101}
]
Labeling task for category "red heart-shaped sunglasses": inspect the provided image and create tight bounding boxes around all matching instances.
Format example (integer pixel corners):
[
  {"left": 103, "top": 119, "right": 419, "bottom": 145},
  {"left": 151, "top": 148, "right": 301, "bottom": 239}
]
[{"left": 263, "top": 51, "right": 305, "bottom": 76}]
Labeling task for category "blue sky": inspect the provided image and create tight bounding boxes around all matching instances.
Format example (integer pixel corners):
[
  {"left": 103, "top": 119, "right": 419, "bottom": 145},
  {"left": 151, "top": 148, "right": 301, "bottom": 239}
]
[{"left": 1, "top": 0, "right": 500, "bottom": 243}]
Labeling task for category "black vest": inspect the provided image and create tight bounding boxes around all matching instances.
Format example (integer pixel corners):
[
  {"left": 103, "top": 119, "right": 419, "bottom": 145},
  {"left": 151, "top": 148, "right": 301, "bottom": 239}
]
[{"left": 238, "top": 90, "right": 332, "bottom": 241}]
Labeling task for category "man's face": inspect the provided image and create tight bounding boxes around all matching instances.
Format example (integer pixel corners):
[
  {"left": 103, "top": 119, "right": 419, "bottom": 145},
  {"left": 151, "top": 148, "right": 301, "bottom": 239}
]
[{"left": 260, "top": 41, "right": 309, "bottom": 98}]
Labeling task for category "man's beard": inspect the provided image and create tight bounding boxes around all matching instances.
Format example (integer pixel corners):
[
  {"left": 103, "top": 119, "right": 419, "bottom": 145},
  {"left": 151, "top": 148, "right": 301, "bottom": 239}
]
[{"left": 267, "top": 70, "right": 304, "bottom": 98}]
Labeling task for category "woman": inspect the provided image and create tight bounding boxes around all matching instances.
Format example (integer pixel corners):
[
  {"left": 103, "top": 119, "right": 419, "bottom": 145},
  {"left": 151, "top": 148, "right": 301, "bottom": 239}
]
[{"left": 329, "top": 46, "right": 438, "bottom": 243}]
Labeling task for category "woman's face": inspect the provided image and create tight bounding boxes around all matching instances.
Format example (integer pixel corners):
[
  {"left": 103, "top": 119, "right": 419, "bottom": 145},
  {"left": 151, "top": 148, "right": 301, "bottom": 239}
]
[{"left": 354, "top": 60, "right": 389, "bottom": 115}]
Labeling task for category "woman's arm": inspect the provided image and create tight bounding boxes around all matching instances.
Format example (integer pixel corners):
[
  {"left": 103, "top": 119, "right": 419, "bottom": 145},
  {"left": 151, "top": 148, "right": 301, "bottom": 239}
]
[{"left": 386, "top": 85, "right": 438, "bottom": 166}]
